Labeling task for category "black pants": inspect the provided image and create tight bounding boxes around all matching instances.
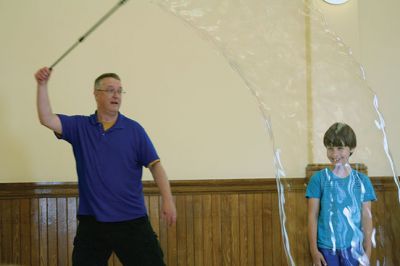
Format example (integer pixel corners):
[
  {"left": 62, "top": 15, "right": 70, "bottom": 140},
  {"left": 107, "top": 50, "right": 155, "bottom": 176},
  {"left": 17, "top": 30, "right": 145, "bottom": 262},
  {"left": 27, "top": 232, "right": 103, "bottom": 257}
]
[{"left": 72, "top": 215, "right": 165, "bottom": 266}]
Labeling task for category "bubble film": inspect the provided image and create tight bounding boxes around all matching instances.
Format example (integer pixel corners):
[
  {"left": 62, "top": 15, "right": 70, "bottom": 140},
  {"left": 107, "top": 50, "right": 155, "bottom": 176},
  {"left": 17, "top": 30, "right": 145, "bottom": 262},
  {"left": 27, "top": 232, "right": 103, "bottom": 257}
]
[{"left": 151, "top": 0, "right": 399, "bottom": 264}]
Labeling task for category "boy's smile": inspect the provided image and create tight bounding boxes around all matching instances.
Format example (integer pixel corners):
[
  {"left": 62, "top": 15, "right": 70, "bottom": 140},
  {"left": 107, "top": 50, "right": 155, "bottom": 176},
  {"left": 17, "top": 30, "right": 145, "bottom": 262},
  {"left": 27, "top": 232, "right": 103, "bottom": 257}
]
[{"left": 326, "top": 146, "right": 353, "bottom": 166}]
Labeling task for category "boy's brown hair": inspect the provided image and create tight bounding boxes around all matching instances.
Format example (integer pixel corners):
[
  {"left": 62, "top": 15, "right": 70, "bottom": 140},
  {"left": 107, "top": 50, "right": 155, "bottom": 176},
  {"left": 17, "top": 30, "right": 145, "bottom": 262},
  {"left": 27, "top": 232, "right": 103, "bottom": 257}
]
[{"left": 323, "top": 122, "right": 357, "bottom": 150}]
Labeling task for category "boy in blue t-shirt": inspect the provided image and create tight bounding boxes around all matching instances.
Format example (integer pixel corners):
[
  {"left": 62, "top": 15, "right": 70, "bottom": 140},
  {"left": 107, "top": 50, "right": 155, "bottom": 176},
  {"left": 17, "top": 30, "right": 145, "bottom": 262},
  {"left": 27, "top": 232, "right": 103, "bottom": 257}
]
[{"left": 306, "top": 122, "right": 376, "bottom": 266}]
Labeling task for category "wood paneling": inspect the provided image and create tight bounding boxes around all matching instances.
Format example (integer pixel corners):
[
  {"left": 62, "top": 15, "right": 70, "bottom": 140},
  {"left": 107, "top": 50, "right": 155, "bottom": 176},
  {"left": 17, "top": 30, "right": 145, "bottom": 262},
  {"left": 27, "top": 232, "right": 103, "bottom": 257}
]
[{"left": 0, "top": 177, "right": 399, "bottom": 265}]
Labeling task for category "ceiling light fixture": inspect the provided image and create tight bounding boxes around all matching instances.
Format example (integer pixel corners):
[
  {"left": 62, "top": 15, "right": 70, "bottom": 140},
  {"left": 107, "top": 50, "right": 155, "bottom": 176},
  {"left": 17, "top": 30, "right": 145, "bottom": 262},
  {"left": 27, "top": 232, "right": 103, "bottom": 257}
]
[{"left": 323, "top": 0, "right": 349, "bottom": 4}]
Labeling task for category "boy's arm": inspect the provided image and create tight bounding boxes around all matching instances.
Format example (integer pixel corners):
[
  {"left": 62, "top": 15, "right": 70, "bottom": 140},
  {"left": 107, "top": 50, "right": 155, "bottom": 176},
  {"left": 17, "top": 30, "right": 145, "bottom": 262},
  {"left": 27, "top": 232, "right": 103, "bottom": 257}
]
[
  {"left": 149, "top": 161, "right": 177, "bottom": 226},
  {"left": 35, "top": 67, "right": 62, "bottom": 134},
  {"left": 308, "top": 198, "right": 327, "bottom": 266},
  {"left": 362, "top": 201, "right": 373, "bottom": 258}
]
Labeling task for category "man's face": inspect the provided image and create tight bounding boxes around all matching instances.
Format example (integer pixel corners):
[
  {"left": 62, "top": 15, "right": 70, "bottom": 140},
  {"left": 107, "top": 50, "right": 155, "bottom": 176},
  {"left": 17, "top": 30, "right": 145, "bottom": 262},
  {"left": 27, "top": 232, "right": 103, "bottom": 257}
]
[
  {"left": 94, "top": 77, "right": 123, "bottom": 114},
  {"left": 326, "top": 146, "right": 353, "bottom": 166}
]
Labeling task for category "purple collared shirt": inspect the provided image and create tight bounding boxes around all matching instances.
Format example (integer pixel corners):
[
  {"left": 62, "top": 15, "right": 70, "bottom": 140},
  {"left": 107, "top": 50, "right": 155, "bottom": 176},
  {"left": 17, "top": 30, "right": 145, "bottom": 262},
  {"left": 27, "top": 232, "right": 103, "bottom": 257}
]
[{"left": 56, "top": 112, "right": 159, "bottom": 222}]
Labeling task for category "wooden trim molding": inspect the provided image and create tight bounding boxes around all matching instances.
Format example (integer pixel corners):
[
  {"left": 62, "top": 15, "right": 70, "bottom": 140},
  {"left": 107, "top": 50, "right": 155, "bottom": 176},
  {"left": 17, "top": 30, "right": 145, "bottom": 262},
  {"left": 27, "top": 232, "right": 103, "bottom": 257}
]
[
  {"left": 0, "top": 176, "right": 398, "bottom": 199},
  {"left": 0, "top": 178, "right": 295, "bottom": 199}
]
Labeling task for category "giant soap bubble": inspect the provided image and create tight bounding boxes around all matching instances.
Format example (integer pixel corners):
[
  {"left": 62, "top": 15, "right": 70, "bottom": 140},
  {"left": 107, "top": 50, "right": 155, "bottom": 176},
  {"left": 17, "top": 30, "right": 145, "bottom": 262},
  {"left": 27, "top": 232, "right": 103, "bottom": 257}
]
[{"left": 151, "top": 0, "right": 399, "bottom": 264}]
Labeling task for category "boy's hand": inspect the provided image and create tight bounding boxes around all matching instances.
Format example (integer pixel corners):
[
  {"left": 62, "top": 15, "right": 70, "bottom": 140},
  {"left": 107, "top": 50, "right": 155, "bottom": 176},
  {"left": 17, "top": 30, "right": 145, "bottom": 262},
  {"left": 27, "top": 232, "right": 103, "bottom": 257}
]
[{"left": 311, "top": 250, "right": 327, "bottom": 266}]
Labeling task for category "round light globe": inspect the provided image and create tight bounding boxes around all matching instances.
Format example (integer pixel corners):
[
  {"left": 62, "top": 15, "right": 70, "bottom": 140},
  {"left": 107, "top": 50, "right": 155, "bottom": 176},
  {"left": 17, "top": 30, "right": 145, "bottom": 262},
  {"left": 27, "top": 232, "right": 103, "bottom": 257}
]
[{"left": 323, "top": 0, "right": 349, "bottom": 4}]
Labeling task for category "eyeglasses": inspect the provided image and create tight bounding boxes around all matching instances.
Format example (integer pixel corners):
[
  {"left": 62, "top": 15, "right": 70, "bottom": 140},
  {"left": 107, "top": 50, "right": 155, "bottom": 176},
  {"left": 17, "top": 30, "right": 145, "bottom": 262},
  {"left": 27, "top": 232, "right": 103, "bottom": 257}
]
[{"left": 96, "top": 88, "right": 126, "bottom": 95}]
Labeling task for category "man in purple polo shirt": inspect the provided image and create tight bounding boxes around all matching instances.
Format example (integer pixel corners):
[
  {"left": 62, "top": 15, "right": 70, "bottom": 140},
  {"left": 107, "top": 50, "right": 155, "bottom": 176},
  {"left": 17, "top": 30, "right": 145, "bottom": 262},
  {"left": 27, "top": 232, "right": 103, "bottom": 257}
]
[{"left": 35, "top": 67, "right": 176, "bottom": 265}]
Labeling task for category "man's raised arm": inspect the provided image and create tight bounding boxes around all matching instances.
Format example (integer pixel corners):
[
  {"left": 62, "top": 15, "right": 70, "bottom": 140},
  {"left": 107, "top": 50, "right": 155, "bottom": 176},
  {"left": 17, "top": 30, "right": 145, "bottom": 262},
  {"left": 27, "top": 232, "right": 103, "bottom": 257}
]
[{"left": 35, "top": 67, "right": 62, "bottom": 135}]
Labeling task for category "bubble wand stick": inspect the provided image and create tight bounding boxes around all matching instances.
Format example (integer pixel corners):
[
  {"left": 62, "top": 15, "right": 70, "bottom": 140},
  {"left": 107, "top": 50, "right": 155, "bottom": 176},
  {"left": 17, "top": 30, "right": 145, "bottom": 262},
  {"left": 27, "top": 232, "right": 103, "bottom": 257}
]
[{"left": 49, "top": 0, "right": 129, "bottom": 70}]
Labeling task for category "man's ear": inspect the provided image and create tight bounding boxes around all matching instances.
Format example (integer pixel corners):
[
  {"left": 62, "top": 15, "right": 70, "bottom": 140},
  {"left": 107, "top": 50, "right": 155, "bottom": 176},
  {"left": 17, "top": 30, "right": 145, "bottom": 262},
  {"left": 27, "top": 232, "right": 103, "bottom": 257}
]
[{"left": 350, "top": 148, "right": 355, "bottom": 156}]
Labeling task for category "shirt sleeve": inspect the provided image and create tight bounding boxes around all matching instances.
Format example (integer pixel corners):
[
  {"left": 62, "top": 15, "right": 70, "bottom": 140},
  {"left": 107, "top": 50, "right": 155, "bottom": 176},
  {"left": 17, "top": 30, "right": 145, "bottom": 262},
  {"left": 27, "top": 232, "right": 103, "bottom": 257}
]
[
  {"left": 306, "top": 171, "right": 322, "bottom": 199},
  {"left": 54, "top": 114, "right": 79, "bottom": 144},
  {"left": 136, "top": 125, "right": 159, "bottom": 168},
  {"left": 362, "top": 175, "right": 377, "bottom": 202}
]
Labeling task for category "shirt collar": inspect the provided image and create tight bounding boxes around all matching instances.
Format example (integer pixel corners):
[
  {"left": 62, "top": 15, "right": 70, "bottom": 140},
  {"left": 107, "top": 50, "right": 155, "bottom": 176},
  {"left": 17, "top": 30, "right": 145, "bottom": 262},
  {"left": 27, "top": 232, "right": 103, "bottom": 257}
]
[{"left": 89, "top": 111, "right": 125, "bottom": 129}]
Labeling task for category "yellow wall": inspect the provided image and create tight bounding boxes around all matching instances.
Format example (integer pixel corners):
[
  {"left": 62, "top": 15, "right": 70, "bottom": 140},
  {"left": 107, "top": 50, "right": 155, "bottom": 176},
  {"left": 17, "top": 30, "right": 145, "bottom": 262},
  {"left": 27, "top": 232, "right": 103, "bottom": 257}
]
[
  {"left": 312, "top": 0, "right": 400, "bottom": 177},
  {"left": 0, "top": 0, "right": 398, "bottom": 182}
]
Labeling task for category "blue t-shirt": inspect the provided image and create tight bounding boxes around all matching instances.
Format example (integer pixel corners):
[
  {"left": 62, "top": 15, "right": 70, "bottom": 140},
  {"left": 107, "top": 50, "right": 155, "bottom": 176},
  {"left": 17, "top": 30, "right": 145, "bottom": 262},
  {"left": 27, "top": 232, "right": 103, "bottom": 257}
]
[
  {"left": 57, "top": 112, "right": 159, "bottom": 222},
  {"left": 305, "top": 168, "right": 376, "bottom": 249}
]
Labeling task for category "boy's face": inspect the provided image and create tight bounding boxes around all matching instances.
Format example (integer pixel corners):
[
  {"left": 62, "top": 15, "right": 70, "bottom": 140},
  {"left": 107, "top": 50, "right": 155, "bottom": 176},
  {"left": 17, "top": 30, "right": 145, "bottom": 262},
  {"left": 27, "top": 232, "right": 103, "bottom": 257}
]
[{"left": 326, "top": 146, "right": 353, "bottom": 165}]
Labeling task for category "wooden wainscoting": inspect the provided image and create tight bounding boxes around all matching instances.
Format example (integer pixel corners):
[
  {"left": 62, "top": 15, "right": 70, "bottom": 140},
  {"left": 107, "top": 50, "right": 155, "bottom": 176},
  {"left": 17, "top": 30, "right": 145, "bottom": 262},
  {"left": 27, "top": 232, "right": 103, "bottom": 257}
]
[{"left": 0, "top": 178, "right": 399, "bottom": 266}]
